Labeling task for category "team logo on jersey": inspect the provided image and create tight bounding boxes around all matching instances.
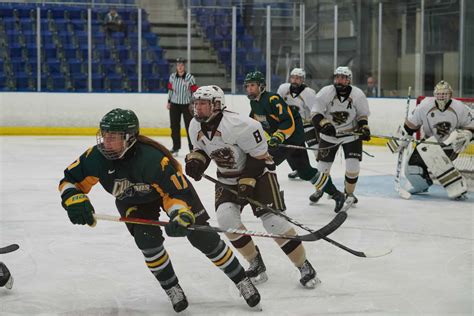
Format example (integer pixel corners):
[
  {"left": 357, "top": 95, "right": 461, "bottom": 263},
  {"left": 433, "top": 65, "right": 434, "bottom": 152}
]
[
  {"left": 434, "top": 121, "right": 451, "bottom": 138},
  {"left": 210, "top": 147, "right": 236, "bottom": 169},
  {"left": 112, "top": 178, "right": 152, "bottom": 200},
  {"left": 331, "top": 111, "right": 350, "bottom": 125}
]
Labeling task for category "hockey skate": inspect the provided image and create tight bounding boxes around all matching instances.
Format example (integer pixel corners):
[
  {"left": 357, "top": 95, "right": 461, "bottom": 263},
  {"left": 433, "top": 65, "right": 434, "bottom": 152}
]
[
  {"left": 288, "top": 170, "right": 299, "bottom": 179},
  {"left": 330, "top": 190, "right": 346, "bottom": 213},
  {"left": 0, "top": 262, "right": 13, "bottom": 290},
  {"left": 309, "top": 190, "right": 324, "bottom": 204},
  {"left": 245, "top": 246, "right": 268, "bottom": 285},
  {"left": 165, "top": 284, "right": 188, "bottom": 313},
  {"left": 297, "top": 260, "right": 321, "bottom": 289},
  {"left": 236, "top": 277, "right": 262, "bottom": 309},
  {"left": 344, "top": 191, "right": 358, "bottom": 204}
]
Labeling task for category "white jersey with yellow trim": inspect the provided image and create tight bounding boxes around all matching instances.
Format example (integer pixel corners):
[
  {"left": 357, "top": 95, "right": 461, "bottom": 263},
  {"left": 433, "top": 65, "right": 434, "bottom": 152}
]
[
  {"left": 311, "top": 84, "right": 370, "bottom": 144},
  {"left": 277, "top": 83, "right": 317, "bottom": 123},
  {"left": 188, "top": 111, "right": 268, "bottom": 185},
  {"left": 408, "top": 97, "right": 474, "bottom": 143}
]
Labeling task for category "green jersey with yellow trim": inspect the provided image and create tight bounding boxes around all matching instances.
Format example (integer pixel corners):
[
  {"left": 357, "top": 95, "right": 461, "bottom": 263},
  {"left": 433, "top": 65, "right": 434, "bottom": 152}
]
[
  {"left": 249, "top": 91, "right": 304, "bottom": 144},
  {"left": 59, "top": 141, "right": 207, "bottom": 218}
]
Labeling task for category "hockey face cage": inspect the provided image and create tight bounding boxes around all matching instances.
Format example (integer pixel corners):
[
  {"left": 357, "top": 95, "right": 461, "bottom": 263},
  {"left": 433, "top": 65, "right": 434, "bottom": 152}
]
[
  {"left": 433, "top": 80, "right": 453, "bottom": 111},
  {"left": 192, "top": 86, "right": 221, "bottom": 123},
  {"left": 97, "top": 130, "right": 137, "bottom": 160}
]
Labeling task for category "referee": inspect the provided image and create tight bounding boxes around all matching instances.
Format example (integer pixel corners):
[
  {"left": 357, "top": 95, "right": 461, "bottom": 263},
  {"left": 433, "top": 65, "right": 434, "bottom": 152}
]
[{"left": 166, "top": 58, "right": 198, "bottom": 155}]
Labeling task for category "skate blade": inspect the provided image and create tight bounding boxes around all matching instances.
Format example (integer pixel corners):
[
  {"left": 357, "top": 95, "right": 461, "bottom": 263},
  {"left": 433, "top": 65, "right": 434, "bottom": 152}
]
[
  {"left": 301, "top": 277, "right": 321, "bottom": 289},
  {"left": 5, "top": 276, "right": 13, "bottom": 290},
  {"left": 250, "top": 272, "right": 268, "bottom": 285},
  {"left": 251, "top": 303, "right": 263, "bottom": 311}
]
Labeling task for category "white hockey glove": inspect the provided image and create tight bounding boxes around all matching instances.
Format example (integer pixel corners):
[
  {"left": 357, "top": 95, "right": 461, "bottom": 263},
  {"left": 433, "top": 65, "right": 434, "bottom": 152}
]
[{"left": 444, "top": 129, "right": 473, "bottom": 153}]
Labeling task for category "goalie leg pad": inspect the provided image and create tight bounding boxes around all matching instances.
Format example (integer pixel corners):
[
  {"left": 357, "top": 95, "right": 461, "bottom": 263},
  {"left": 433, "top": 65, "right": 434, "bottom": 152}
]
[
  {"left": 416, "top": 143, "right": 467, "bottom": 198},
  {"left": 405, "top": 165, "right": 431, "bottom": 194}
]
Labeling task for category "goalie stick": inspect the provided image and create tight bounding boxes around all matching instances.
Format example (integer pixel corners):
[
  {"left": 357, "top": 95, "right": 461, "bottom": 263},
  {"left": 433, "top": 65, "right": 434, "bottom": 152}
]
[
  {"left": 202, "top": 174, "right": 390, "bottom": 258},
  {"left": 395, "top": 86, "right": 413, "bottom": 199},
  {"left": 0, "top": 244, "right": 19, "bottom": 254},
  {"left": 93, "top": 213, "right": 346, "bottom": 242}
]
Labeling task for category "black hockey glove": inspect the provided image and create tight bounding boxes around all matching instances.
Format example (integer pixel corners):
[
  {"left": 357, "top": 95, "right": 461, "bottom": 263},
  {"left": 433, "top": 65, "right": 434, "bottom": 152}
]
[
  {"left": 313, "top": 114, "right": 336, "bottom": 137},
  {"left": 165, "top": 208, "right": 195, "bottom": 237},
  {"left": 356, "top": 120, "right": 371, "bottom": 141},
  {"left": 61, "top": 188, "right": 96, "bottom": 226},
  {"left": 319, "top": 120, "right": 336, "bottom": 137},
  {"left": 185, "top": 150, "right": 209, "bottom": 181}
]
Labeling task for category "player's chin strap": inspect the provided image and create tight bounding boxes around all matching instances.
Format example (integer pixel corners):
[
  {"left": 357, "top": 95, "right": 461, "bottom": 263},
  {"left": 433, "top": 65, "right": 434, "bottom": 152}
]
[{"left": 202, "top": 174, "right": 392, "bottom": 258}]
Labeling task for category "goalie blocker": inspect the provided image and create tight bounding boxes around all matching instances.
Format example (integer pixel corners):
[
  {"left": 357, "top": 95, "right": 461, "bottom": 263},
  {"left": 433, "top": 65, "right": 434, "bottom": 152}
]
[{"left": 404, "top": 136, "right": 468, "bottom": 199}]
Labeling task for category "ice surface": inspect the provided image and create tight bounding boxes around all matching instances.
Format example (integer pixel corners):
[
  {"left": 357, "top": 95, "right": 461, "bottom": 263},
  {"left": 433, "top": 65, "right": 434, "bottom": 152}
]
[{"left": 0, "top": 136, "right": 472, "bottom": 315}]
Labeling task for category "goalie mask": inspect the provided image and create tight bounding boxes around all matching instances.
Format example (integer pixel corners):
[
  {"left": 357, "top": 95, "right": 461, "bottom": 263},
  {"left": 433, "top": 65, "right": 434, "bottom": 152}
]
[
  {"left": 97, "top": 108, "right": 139, "bottom": 160},
  {"left": 433, "top": 80, "right": 453, "bottom": 111},
  {"left": 289, "top": 68, "right": 306, "bottom": 95},
  {"left": 192, "top": 85, "right": 224, "bottom": 123},
  {"left": 334, "top": 66, "right": 352, "bottom": 98}
]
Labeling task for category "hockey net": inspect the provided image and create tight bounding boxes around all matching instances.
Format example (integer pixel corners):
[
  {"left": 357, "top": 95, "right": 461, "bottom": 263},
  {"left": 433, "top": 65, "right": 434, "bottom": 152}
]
[{"left": 416, "top": 96, "right": 474, "bottom": 187}]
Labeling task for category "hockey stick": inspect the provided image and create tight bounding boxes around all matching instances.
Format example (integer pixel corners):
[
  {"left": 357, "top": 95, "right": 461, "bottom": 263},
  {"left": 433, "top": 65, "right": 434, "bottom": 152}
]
[
  {"left": 338, "top": 132, "right": 439, "bottom": 146},
  {"left": 202, "top": 174, "right": 346, "bottom": 236},
  {"left": 0, "top": 244, "right": 19, "bottom": 254},
  {"left": 93, "top": 214, "right": 339, "bottom": 242},
  {"left": 278, "top": 143, "right": 339, "bottom": 151},
  {"left": 203, "top": 174, "right": 391, "bottom": 258},
  {"left": 394, "top": 87, "right": 413, "bottom": 199}
]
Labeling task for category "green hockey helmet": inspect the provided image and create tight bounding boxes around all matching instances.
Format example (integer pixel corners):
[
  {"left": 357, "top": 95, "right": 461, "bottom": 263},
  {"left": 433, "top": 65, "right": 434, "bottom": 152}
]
[
  {"left": 97, "top": 108, "right": 139, "bottom": 160},
  {"left": 244, "top": 71, "right": 266, "bottom": 100}
]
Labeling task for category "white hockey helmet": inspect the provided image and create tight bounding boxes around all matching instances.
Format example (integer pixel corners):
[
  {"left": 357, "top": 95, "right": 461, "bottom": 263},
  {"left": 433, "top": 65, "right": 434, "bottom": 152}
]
[
  {"left": 433, "top": 80, "right": 453, "bottom": 111},
  {"left": 192, "top": 85, "right": 223, "bottom": 122},
  {"left": 334, "top": 66, "right": 352, "bottom": 82},
  {"left": 209, "top": 84, "right": 225, "bottom": 108},
  {"left": 290, "top": 68, "right": 306, "bottom": 80}
]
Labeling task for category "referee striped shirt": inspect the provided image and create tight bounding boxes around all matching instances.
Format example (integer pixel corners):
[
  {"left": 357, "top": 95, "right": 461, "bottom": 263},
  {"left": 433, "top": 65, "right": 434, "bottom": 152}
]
[{"left": 167, "top": 72, "right": 198, "bottom": 105}]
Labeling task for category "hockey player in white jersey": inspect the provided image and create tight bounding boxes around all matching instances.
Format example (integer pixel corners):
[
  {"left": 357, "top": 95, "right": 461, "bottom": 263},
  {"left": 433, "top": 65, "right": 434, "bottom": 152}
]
[
  {"left": 185, "top": 85, "right": 320, "bottom": 289},
  {"left": 277, "top": 68, "right": 320, "bottom": 183},
  {"left": 311, "top": 66, "right": 371, "bottom": 205},
  {"left": 396, "top": 80, "right": 473, "bottom": 199}
]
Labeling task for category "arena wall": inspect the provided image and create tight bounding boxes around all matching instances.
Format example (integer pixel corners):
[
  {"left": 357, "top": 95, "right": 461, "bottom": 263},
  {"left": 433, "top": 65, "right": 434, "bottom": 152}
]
[{"left": 0, "top": 92, "right": 416, "bottom": 145}]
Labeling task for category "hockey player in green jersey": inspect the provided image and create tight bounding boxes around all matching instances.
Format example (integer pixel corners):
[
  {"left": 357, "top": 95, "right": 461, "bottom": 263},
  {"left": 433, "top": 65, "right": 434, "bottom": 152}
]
[
  {"left": 59, "top": 108, "right": 260, "bottom": 313},
  {"left": 244, "top": 71, "right": 346, "bottom": 212}
]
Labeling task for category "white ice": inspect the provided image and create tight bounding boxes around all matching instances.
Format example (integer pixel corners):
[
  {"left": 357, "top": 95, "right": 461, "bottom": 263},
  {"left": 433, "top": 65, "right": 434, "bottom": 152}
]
[{"left": 0, "top": 136, "right": 472, "bottom": 316}]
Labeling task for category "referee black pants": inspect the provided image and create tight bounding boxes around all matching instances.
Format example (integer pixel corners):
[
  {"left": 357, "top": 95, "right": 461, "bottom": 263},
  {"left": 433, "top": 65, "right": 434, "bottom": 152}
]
[{"left": 169, "top": 102, "right": 193, "bottom": 151}]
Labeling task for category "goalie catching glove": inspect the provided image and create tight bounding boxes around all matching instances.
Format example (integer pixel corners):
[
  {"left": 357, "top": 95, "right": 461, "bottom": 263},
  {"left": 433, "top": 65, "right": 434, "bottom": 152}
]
[
  {"left": 444, "top": 129, "right": 473, "bottom": 154},
  {"left": 165, "top": 208, "right": 195, "bottom": 237},
  {"left": 61, "top": 188, "right": 96, "bottom": 226}
]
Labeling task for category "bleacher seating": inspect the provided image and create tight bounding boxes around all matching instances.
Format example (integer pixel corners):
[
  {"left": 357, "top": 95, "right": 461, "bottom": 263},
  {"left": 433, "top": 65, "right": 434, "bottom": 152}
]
[
  {"left": 191, "top": 6, "right": 267, "bottom": 84},
  {"left": 0, "top": 2, "right": 168, "bottom": 92}
]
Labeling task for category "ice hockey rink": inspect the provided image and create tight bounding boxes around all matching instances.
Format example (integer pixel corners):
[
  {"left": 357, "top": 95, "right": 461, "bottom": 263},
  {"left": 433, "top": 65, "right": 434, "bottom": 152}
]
[{"left": 0, "top": 136, "right": 472, "bottom": 316}]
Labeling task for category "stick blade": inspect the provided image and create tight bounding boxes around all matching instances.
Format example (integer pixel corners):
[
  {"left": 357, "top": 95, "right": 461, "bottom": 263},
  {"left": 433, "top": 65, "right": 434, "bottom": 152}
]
[{"left": 0, "top": 244, "right": 20, "bottom": 254}]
